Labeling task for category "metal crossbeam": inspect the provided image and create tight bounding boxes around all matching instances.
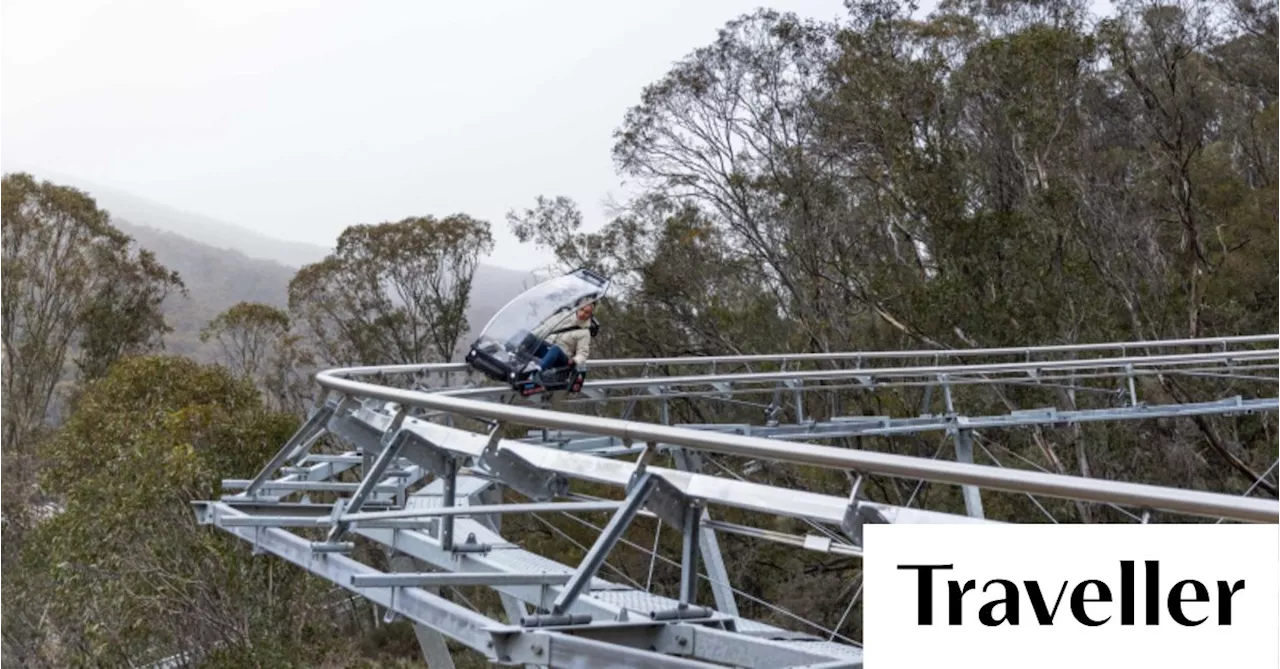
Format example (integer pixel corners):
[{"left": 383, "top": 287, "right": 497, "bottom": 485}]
[{"left": 351, "top": 573, "right": 573, "bottom": 587}]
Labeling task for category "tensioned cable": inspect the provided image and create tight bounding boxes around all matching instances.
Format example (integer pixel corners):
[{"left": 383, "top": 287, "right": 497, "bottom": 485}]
[
  {"left": 701, "top": 454, "right": 846, "bottom": 544},
  {"left": 829, "top": 574, "right": 863, "bottom": 643},
  {"left": 975, "top": 433, "right": 1148, "bottom": 523},
  {"left": 972, "top": 440, "right": 1059, "bottom": 523},
  {"left": 1215, "top": 459, "right": 1280, "bottom": 525},
  {"left": 527, "top": 513, "right": 646, "bottom": 591},
  {"left": 645, "top": 520, "right": 662, "bottom": 593},
  {"left": 901, "top": 438, "right": 949, "bottom": 509},
  {"left": 553, "top": 510, "right": 862, "bottom": 647}
]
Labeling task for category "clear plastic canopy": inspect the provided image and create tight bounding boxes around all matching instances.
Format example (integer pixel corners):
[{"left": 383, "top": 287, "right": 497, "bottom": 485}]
[{"left": 472, "top": 269, "right": 608, "bottom": 360}]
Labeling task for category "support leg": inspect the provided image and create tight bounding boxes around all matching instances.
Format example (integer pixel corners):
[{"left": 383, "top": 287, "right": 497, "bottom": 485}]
[
  {"left": 672, "top": 448, "right": 739, "bottom": 617},
  {"left": 679, "top": 502, "right": 701, "bottom": 606},
  {"left": 954, "top": 429, "right": 985, "bottom": 519},
  {"left": 441, "top": 458, "right": 457, "bottom": 551},
  {"left": 389, "top": 554, "right": 456, "bottom": 669},
  {"left": 499, "top": 594, "right": 541, "bottom": 669}
]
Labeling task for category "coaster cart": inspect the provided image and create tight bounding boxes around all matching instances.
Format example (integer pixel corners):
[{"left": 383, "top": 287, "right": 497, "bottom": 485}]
[{"left": 464, "top": 268, "right": 608, "bottom": 397}]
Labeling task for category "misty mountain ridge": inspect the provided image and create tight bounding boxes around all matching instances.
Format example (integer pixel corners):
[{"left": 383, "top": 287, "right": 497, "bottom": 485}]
[
  {"left": 117, "top": 219, "right": 539, "bottom": 363},
  {"left": 7, "top": 167, "right": 542, "bottom": 363},
  {"left": 6, "top": 165, "right": 333, "bottom": 267}
]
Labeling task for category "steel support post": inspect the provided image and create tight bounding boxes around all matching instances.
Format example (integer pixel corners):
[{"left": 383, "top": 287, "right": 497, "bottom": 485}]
[
  {"left": 953, "top": 428, "right": 985, "bottom": 519},
  {"left": 671, "top": 448, "right": 739, "bottom": 616},
  {"left": 792, "top": 380, "right": 805, "bottom": 424},
  {"left": 679, "top": 502, "right": 701, "bottom": 606},
  {"left": 441, "top": 456, "right": 458, "bottom": 551},
  {"left": 389, "top": 553, "right": 456, "bottom": 669},
  {"left": 498, "top": 594, "right": 539, "bottom": 669}
]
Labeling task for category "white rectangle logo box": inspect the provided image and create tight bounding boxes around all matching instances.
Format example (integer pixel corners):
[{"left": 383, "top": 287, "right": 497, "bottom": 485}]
[{"left": 863, "top": 524, "right": 1278, "bottom": 668}]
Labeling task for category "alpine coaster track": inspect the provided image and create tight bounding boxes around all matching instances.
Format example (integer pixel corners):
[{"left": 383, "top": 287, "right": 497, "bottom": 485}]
[{"left": 194, "top": 334, "right": 1280, "bottom": 668}]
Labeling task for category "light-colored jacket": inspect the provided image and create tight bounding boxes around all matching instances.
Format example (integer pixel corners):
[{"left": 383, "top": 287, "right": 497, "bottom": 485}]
[{"left": 535, "top": 313, "right": 593, "bottom": 366}]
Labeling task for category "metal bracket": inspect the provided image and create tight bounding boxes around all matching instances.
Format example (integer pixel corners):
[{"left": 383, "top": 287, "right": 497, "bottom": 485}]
[
  {"left": 479, "top": 438, "right": 569, "bottom": 502},
  {"left": 490, "top": 630, "right": 552, "bottom": 664},
  {"left": 452, "top": 532, "right": 492, "bottom": 555},
  {"left": 643, "top": 473, "right": 697, "bottom": 532},
  {"left": 310, "top": 541, "right": 355, "bottom": 553},
  {"left": 840, "top": 474, "right": 888, "bottom": 547},
  {"left": 651, "top": 606, "right": 714, "bottom": 621},
  {"left": 400, "top": 431, "right": 457, "bottom": 478}
]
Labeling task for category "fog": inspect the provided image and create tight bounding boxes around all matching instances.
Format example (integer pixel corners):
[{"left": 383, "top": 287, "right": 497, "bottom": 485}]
[{"left": 2, "top": 0, "right": 851, "bottom": 269}]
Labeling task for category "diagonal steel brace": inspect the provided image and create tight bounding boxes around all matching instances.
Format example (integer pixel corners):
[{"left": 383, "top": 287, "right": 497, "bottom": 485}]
[
  {"left": 548, "top": 471, "right": 659, "bottom": 617},
  {"left": 239, "top": 404, "right": 334, "bottom": 498},
  {"left": 326, "top": 428, "right": 410, "bottom": 543}
]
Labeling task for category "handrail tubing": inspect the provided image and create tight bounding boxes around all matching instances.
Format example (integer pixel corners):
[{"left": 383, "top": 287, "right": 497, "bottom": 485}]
[
  {"left": 315, "top": 368, "right": 1279, "bottom": 523},
  {"left": 472, "top": 350, "right": 1280, "bottom": 393},
  {"left": 337, "top": 334, "right": 1279, "bottom": 379},
  {"left": 439, "top": 362, "right": 1279, "bottom": 403}
]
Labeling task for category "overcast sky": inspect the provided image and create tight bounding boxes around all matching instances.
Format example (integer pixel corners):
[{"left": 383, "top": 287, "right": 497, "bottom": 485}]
[{"left": 2, "top": 0, "right": 868, "bottom": 270}]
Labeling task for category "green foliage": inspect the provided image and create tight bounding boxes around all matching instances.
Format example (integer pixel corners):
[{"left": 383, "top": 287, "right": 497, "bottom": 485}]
[
  {"left": 39, "top": 355, "right": 293, "bottom": 500},
  {"left": 1, "top": 173, "right": 184, "bottom": 455},
  {"left": 74, "top": 247, "right": 184, "bottom": 382},
  {"left": 200, "top": 302, "right": 292, "bottom": 375},
  {"left": 199, "top": 302, "right": 314, "bottom": 413},
  {"left": 4, "top": 356, "right": 327, "bottom": 668},
  {"left": 500, "top": 0, "right": 1276, "bottom": 642},
  {"left": 288, "top": 214, "right": 494, "bottom": 365}
]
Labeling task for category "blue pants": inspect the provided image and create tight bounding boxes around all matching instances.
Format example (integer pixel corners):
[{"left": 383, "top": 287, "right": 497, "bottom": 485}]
[{"left": 535, "top": 343, "right": 569, "bottom": 369}]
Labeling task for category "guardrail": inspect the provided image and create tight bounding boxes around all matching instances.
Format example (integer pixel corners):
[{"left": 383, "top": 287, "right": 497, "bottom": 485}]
[{"left": 313, "top": 336, "right": 1280, "bottom": 524}]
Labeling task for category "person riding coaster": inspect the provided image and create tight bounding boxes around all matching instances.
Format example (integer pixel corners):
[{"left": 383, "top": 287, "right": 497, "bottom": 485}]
[
  {"left": 464, "top": 268, "right": 608, "bottom": 396},
  {"left": 523, "top": 300, "right": 595, "bottom": 374},
  {"left": 508, "top": 300, "right": 597, "bottom": 395}
]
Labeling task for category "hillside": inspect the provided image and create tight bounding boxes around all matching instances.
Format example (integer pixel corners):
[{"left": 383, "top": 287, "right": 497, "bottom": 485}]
[
  {"left": 112, "top": 220, "right": 540, "bottom": 363},
  {"left": 8, "top": 166, "right": 334, "bottom": 267},
  {"left": 113, "top": 220, "right": 297, "bottom": 361},
  {"left": 7, "top": 168, "right": 542, "bottom": 362}
]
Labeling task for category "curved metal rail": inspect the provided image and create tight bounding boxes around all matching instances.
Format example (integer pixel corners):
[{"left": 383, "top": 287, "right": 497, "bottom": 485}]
[{"left": 196, "top": 334, "right": 1280, "bottom": 668}]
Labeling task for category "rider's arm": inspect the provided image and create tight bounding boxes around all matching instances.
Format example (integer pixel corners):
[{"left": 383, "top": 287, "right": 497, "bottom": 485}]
[{"left": 572, "top": 329, "right": 590, "bottom": 366}]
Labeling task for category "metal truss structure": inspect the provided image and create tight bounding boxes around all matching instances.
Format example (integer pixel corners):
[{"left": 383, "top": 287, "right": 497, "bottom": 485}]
[{"left": 195, "top": 335, "right": 1280, "bottom": 668}]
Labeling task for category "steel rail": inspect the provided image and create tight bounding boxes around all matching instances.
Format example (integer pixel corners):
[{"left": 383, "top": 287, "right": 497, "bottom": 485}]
[
  {"left": 364, "top": 348, "right": 1280, "bottom": 409},
  {"left": 444, "top": 361, "right": 1280, "bottom": 404},
  {"left": 315, "top": 372, "right": 1279, "bottom": 524},
  {"left": 568, "top": 350, "right": 1280, "bottom": 389},
  {"left": 575, "top": 334, "right": 1279, "bottom": 367},
  {"left": 337, "top": 334, "right": 1279, "bottom": 379}
]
